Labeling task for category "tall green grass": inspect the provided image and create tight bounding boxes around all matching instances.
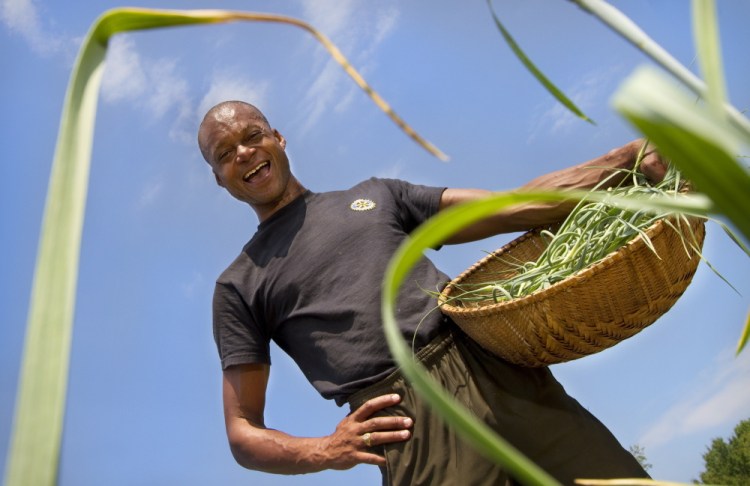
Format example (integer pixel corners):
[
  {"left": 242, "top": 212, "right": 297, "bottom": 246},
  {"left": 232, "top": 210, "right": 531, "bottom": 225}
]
[{"left": 7, "top": 1, "right": 749, "bottom": 486}]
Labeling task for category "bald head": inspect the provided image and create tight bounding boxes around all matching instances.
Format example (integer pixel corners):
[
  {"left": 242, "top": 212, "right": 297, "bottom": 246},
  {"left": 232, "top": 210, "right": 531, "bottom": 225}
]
[{"left": 197, "top": 101, "right": 271, "bottom": 162}]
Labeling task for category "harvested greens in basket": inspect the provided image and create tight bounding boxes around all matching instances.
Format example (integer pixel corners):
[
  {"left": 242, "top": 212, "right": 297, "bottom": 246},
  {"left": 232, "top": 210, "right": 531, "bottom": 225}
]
[{"left": 448, "top": 161, "right": 700, "bottom": 308}]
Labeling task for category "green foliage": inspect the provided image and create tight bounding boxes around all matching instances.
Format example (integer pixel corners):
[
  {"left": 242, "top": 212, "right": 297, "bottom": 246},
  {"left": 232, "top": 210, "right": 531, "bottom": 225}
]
[
  {"left": 697, "top": 418, "right": 750, "bottom": 485},
  {"left": 628, "top": 444, "right": 653, "bottom": 472}
]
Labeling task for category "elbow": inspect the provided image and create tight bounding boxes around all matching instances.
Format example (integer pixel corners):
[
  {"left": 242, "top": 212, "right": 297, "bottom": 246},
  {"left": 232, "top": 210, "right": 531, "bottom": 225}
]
[
  {"left": 226, "top": 429, "right": 263, "bottom": 471},
  {"left": 228, "top": 442, "right": 253, "bottom": 470},
  {"left": 226, "top": 428, "right": 290, "bottom": 474},
  {"left": 224, "top": 419, "right": 322, "bottom": 475}
]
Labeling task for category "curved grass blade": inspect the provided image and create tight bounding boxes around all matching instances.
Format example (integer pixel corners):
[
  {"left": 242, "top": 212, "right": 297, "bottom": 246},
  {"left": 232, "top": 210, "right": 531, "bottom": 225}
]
[
  {"left": 487, "top": 0, "right": 595, "bottom": 125},
  {"left": 718, "top": 220, "right": 750, "bottom": 259},
  {"left": 5, "top": 8, "right": 446, "bottom": 486},
  {"left": 4, "top": 22, "right": 106, "bottom": 486},
  {"left": 739, "top": 310, "right": 750, "bottom": 355},
  {"left": 382, "top": 191, "right": 571, "bottom": 486},
  {"left": 382, "top": 189, "right": 713, "bottom": 482},
  {"left": 94, "top": 9, "right": 448, "bottom": 161}
]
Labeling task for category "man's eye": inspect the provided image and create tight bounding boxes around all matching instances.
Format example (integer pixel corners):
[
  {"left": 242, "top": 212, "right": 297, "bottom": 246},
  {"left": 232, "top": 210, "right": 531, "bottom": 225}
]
[
  {"left": 218, "top": 150, "right": 231, "bottom": 162},
  {"left": 247, "top": 131, "right": 262, "bottom": 143}
]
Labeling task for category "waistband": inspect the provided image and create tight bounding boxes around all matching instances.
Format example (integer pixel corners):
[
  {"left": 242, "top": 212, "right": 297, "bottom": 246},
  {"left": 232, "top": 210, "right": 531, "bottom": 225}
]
[{"left": 347, "top": 327, "right": 456, "bottom": 411}]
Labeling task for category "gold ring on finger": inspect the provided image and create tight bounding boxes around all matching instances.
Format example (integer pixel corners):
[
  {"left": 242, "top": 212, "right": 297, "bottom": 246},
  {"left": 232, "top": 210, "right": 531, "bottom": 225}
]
[{"left": 362, "top": 432, "right": 372, "bottom": 447}]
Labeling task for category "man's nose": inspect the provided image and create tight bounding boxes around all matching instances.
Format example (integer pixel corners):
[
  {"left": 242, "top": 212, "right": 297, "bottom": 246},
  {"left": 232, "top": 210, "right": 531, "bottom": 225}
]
[{"left": 235, "top": 144, "right": 255, "bottom": 162}]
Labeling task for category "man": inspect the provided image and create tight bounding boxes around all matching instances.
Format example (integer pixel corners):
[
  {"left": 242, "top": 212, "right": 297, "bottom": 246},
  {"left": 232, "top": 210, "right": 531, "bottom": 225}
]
[{"left": 198, "top": 100, "right": 660, "bottom": 485}]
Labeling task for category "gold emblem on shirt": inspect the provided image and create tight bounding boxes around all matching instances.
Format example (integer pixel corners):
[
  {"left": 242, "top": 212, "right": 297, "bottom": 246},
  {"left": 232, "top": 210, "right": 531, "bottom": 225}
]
[{"left": 350, "top": 199, "right": 376, "bottom": 211}]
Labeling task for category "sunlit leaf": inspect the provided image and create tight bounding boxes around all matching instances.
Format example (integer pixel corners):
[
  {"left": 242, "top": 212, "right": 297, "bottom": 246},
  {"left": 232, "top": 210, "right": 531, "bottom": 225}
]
[{"left": 612, "top": 66, "right": 750, "bottom": 245}]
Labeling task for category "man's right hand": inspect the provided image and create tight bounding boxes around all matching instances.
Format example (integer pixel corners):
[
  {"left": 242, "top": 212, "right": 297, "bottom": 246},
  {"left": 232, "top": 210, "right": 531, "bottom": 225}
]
[
  {"left": 223, "top": 365, "right": 411, "bottom": 474},
  {"left": 320, "top": 393, "right": 413, "bottom": 469}
]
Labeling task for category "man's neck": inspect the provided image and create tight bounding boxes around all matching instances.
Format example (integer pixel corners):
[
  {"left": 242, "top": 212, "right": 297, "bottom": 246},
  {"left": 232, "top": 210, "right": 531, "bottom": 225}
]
[{"left": 254, "top": 178, "right": 306, "bottom": 223}]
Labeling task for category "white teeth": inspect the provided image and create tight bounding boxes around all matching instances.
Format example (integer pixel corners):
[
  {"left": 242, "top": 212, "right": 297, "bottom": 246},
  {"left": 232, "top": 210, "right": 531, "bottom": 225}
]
[{"left": 243, "top": 161, "right": 269, "bottom": 181}]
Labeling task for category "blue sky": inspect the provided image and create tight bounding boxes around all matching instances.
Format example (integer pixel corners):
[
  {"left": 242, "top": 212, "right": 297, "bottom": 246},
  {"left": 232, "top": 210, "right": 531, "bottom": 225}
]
[{"left": 2, "top": 0, "right": 749, "bottom": 484}]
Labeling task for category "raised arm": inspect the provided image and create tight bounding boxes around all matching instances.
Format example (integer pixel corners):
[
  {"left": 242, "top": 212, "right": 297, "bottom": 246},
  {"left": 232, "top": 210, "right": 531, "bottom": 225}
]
[
  {"left": 222, "top": 363, "right": 413, "bottom": 474},
  {"left": 439, "top": 139, "right": 665, "bottom": 244}
]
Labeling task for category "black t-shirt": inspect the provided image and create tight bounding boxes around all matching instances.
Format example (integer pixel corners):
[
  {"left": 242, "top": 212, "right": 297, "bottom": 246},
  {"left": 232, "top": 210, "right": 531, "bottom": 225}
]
[{"left": 213, "top": 178, "right": 450, "bottom": 405}]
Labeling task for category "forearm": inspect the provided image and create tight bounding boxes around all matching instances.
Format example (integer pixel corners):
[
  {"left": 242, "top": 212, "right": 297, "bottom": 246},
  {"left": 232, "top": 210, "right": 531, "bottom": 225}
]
[
  {"left": 227, "top": 420, "right": 334, "bottom": 475},
  {"left": 441, "top": 140, "right": 644, "bottom": 243},
  {"left": 223, "top": 369, "right": 407, "bottom": 476},
  {"left": 521, "top": 139, "right": 642, "bottom": 192}
]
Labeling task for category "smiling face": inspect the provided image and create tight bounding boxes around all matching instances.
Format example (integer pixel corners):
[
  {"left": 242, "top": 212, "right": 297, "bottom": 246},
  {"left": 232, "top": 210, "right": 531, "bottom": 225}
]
[{"left": 198, "top": 102, "right": 304, "bottom": 221}]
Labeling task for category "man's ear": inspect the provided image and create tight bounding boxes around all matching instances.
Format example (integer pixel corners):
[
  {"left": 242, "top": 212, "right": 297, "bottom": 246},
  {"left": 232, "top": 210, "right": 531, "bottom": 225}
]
[
  {"left": 213, "top": 171, "right": 225, "bottom": 188},
  {"left": 274, "top": 129, "right": 286, "bottom": 149}
]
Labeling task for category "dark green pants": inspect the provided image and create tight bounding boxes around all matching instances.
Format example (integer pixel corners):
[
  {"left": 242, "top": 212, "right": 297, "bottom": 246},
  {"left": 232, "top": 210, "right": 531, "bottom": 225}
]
[{"left": 348, "top": 326, "right": 647, "bottom": 486}]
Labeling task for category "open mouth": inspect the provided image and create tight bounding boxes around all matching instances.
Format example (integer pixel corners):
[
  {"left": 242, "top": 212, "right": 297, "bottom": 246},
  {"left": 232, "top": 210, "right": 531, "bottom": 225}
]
[{"left": 242, "top": 161, "right": 270, "bottom": 182}]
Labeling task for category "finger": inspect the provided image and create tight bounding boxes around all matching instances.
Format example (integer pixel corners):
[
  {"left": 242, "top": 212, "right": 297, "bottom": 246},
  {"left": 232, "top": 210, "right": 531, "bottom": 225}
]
[
  {"left": 363, "top": 415, "right": 413, "bottom": 432},
  {"left": 355, "top": 452, "right": 387, "bottom": 467},
  {"left": 364, "top": 430, "right": 411, "bottom": 448},
  {"left": 350, "top": 393, "right": 401, "bottom": 421},
  {"left": 640, "top": 152, "right": 667, "bottom": 183}
]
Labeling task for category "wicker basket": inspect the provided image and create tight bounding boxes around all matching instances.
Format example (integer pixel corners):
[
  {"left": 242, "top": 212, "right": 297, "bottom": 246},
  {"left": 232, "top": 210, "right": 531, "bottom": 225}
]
[{"left": 438, "top": 216, "right": 706, "bottom": 367}]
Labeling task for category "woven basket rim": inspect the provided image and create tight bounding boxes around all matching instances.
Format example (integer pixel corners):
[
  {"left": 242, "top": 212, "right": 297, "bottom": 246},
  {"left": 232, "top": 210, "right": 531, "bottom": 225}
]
[{"left": 438, "top": 216, "right": 704, "bottom": 316}]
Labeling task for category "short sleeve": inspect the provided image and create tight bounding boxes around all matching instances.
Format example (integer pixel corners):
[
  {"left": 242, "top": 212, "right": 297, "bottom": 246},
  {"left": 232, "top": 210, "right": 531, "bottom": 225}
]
[
  {"left": 379, "top": 178, "right": 446, "bottom": 233},
  {"left": 212, "top": 281, "right": 271, "bottom": 369}
]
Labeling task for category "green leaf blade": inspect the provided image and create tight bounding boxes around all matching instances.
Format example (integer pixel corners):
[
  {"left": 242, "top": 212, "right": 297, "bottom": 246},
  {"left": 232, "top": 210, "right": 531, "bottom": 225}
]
[
  {"left": 4, "top": 26, "right": 107, "bottom": 486},
  {"left": 738, "top": 310, "right": 750, "bottom": 355},
  {"left": 692, "top": 0, "right": 727, "bottom": 113},
  {"left": 487, "top": 0, "right": 595, "bottom": 125},
  {"left": 382, "top": 192, "right": 570, "bottom": 486}
]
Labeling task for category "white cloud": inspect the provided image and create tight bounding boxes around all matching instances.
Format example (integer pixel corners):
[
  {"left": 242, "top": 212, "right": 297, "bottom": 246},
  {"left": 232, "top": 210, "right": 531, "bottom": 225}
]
[
  {"left": 640, "top": 347, "right": 750, "bottom": 448},
  {"left": 2, "top": 0, "right": 64, "bottom": 54},
  {"left": 171, "top": 72, "right": 272, "bottom": 147},
  {"left": 136, "top": 179, "right": 164, "bottom": 209},
  {"left": 149, "top": 61, "right": 193, "bottom": 143},
  {"left": 101, "top": 36, "right": 148, "bottom": 103},
  {"left": 299, "top": 60, "right": 343, "bottom": 133},
  {"left": 196, "top": 73, "right": 270, "bottom": 122},
  {"left": 526, "top": 65, "right": 623, "bottom": 142},
  {"left": 299, "top": 0, "right": 357, "bottom": 44},
  {"left": 1, "top": 0, "right": 39, "bottom": 37},
  {"left": 376, "top": 159, "right": 406, "bottom": 180},
  {"left": 295, "top": 0, "right": 400, "bottom": 131},
  {"left": 148, "top": 61, "right": 190, "bottom": 119},
  {"left": 181, "top": 271, "right": 206, "bottom": 298},
  {"left": 100, "top": 35, "right": 194, "bottom": 143},
  {"left": 364, "top": 6, "right": 400, "bottom": 58}
]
